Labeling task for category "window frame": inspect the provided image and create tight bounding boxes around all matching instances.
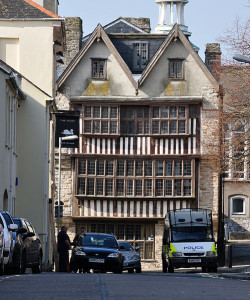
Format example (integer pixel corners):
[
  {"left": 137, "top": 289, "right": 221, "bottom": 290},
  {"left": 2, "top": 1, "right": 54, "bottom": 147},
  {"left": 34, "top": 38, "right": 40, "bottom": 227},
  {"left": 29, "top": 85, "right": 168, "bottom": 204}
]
[
  {"left": 230, "top": 195, "right": 248, "bottom": 216},
  {"left": 91, "top": 58, "right": 107, "bottom": 80},
  {"left": 169, "top": 59, "right": 184, "bottom": 80}
]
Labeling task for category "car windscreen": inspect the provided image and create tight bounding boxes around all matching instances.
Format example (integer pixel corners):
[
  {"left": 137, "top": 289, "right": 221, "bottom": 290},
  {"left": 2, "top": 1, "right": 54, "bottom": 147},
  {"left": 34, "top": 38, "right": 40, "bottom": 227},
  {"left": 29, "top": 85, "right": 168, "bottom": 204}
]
[
  {"left": 80, "top": 235, "right": 117, "bottom": 248},
  {"left": 13, "top": 219, "right": 22, "bottom": 228},
  {"left": 119, "top": 242, "right": 133, "bottom": 252},
  {"left": 171, "top": 226, "right": 214, "bottom": 242}
]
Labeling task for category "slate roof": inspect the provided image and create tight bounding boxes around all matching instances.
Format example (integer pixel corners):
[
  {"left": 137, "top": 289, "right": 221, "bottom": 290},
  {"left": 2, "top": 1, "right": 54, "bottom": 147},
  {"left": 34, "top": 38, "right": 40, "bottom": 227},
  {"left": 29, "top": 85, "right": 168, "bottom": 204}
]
[{"left": 0, "top": 0, "right": 61, "bottom": 19}]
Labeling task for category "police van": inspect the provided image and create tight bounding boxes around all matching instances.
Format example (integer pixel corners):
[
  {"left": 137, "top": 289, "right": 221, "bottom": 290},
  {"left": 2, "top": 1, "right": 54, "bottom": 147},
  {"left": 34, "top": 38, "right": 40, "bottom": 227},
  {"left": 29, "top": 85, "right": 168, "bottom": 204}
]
[{"left": 162, "top": 209, "right": 217, "bottom": 273}]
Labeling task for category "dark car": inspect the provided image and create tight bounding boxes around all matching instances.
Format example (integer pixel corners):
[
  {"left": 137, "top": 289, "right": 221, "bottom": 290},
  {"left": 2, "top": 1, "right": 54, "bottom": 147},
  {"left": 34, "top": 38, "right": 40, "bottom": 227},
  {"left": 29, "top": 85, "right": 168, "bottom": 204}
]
[
  {"left": 118, "top": 241, "right": 141, "bottom": 273},
  {"left": 70, "top": 233, "right": 123, "bottom": 273},
  {"left": 13, "top": 218, "right": 43, "bottom": 274}
]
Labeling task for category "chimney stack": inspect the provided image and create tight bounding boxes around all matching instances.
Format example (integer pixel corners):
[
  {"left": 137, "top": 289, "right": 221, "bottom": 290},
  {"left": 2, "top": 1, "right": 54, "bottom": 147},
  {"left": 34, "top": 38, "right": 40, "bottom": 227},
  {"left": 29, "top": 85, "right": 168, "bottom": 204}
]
[{"left": 205, "top": 43, "right": 222, "bottom": 76}]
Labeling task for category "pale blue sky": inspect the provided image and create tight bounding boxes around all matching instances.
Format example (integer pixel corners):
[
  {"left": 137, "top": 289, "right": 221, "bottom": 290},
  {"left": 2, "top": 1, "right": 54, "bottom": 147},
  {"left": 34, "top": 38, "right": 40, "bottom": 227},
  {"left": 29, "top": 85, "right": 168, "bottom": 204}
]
[{"left": 58, "top": 0, "right": 249, "bottom": 61}]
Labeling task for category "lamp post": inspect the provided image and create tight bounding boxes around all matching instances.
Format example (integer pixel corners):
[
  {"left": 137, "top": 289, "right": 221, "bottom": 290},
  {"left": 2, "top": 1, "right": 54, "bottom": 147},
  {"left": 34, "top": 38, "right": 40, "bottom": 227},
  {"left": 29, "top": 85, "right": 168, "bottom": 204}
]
[{"left": 58, "top": 135, "right": 78, "bottom": 235}]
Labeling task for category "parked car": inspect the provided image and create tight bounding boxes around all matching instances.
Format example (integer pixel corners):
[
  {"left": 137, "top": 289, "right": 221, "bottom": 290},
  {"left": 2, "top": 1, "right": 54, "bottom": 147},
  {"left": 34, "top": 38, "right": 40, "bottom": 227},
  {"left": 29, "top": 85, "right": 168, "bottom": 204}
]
[
  {"left": 118, "top": 241, "right": 141, "bottom": 273},
  {"left": 13, "top": 218, "right": 43, "bottom": 274},
  {"left": 70, "top": 233, "right": 123, "bottom": 273},
  {"left": 0, "top": 211, "right": 18, "bottom": 274},
  {"left": 0, "top": 222, "right": 4, "bottom": 275}
]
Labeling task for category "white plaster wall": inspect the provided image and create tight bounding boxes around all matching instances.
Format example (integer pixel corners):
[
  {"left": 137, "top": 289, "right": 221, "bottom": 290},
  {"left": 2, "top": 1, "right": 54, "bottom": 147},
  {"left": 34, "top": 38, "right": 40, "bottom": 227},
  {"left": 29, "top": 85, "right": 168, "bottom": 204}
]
[
  {"left": 62, "top": 41, "right": 136, "bottom": 97},
  {"left": 0, "top": 21, "right": 55, "bottom": 96}
]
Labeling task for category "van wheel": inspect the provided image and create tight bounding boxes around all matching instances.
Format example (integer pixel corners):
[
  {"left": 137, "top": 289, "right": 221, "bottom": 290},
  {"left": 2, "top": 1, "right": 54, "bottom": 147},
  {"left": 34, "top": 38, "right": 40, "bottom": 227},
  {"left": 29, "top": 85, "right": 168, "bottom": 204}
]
[
  {"left": 202, "top": 267, "right": 207, "bottom": 273},
  {"left": 212, "top": 266, "right": 217, "bottom": 273},
  {"left": 136, "top": 267, "right": 141, "bottom": 273}
]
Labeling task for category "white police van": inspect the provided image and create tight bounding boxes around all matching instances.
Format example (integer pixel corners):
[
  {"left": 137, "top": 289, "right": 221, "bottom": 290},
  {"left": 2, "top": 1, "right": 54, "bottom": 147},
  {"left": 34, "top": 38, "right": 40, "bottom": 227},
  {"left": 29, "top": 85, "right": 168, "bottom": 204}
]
[{"left": 162, "top": 209, "right": 217, "bottom": 273}]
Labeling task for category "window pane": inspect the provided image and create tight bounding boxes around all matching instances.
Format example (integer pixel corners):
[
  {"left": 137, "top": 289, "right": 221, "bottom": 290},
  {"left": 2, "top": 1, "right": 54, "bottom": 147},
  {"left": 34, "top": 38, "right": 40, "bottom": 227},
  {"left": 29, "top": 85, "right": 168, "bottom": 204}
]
[
  {"left": 84, "top": 120, "right": 91, "bottom": 133},
  {"left": 127, "top": 107, "right": 135, "bottom": 119},
  {"left": 110, "top": 121, "right": 117, "bottom": 134},
  {"left": 189, "top": 105, "right": 197, "bottom": 117},
  {"left": 184, "top": 161, "right": 192, "bottom": 176},
  {"left": 117, "top": 225, "right": 125, "bottom": 240},
  {"left": 87, "top": 178, "right": 95, "bottom": 195},
  {"left": 170, "top": 106, "right": 177, "bottom": 118},
  {"left": 161, "top": 106, "right": 168, "bottom": 118},
  {"left": 106, "top": 160, "right": 114, "bottom": 176},
  {"left": 96, "top": 179, "right": 104, "bottom": 195},
  {"left": 126, "top": 180, "right": 134, "bottom": 196},
  {"left": 117, "top": 160, "right": 125, "bottom": 176},
  {"left": 116, "top": 179, "right": 124, "bottom": 196},
  {"left": 78, "top": 159, "right": 86, "bottom": 174},
  {"left": 161, "top": 121, "right": 168, "bottom": 134},
  {"left": 99, "top": 60, "right": 104, "bottom": 77},
  {"left": 136, "top": 161, "right": 143, "bottom": 176},
  {"left": 85, "top": 106, "right": 91, "bottom": 118},
  {"left": 138, "top": 107, "right": 143, "bottom": 118},
  {"left": 233, "top": 198, "right": 244, "bottom": 213},
  {"left": 121, "top": 106, "right": 127, "bottom": 118},
  {"left": 153, "top": 121, "right": 160, "bottom": 134},
  {"left": 93, "top": 120, "right": 100, "bottom": 133},
  {"left": 137, "top": 121, "right": 143, "bottom": 134},
  {"left": 102, "top": 106, "right": 108, "bottom": 118},
  {"left": 156, "top": 161, "right": 164, "bottom": 176},
  {"left": 93, "top": 61, "right": 98, "bottom": 77},
  {"left": 170, "top": 61, "right": 176, "bottom": 78},
  {"left": 101, "top": 121, "right": 108, "bottom": 134},
  {"left": 144, "top": 179, "right": 152, "bottom": 196},
  {"left": 126, "top": 161, "right": 134, "bottom": 176},
  {"left": 177, "top": 61, "right": 182, "bottom": 78},
  {"left": 170, "top": 121, "right": 177, "bottom": 133},
  {"left": 156, "top": 179, "right": 163, "bottom": 196},
  {"left": 165, "top": 180, "right": 172, "bottom": 196},
  {"left": 135, "top": 225, "right": 142, "bottom": 240},
  {"left": 178, "top": 120, "right": 186, "bottom": 133},
  {"left": 107, "top": 224, "right": 114, "bottom": 235},
  {"left": 110, "top": 107, "right": 118, "bottom": 119},
  {"left": 184, "top": 179, "right": 191, "bottom": 196},
  {"left": 145, "top": 243, "right": 154, "bottom": 259},
  {"left": 105, "top": 179, "right": 113, "bottom": 196},
  {"left": 93, "top": 106, "right": 100, "bottom": 118},
  {"left": 78, "top": 178, "right": 85, "bottom": 195},
  {"left": 88, "top": 160, "right": 95, "bottom": 175},
  {"left": 135, "top": 180, "right": 142, "bottom": 196},
  {"left": 97, "top": 224, "right": 105, "bottom": 233},
  {"left": 144, "top": 107, "right": 149, "bottom": 118},
  {"left": 165, "top": 161, "right": 173, "bottom": 176},
  {"left": 175, "top": 161, "right": 182, "bottom": 176},
  {"left": 128, "top": 121, "right": 135, "bottom": 134},
  {"left": 174, "top": 179, "right": 182, "bottom": 196},
  {"left": 144, "top": 161, "right": 152, "bottom": 176},
  {"left": 179, "top": 106, "right": 186, "bottom": 118},
  {"left": 126, "top": 225, "right": 134, "bottom": 240},
  {"left": 153, "top": 106, "right": 159, "bottom": 118},
  {"left": 144, "top": 121, "right": 150, "bottom": 134},
  {"left": 97, "top": 160, "right": 104, "bottom": 175}
]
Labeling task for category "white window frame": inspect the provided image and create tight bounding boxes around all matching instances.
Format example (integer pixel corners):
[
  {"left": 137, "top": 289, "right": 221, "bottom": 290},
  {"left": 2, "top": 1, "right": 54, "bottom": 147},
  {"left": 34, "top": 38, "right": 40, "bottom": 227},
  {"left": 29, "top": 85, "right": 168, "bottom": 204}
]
[{"left": 229, "top": 195, "right": 248, "bottom": 216}]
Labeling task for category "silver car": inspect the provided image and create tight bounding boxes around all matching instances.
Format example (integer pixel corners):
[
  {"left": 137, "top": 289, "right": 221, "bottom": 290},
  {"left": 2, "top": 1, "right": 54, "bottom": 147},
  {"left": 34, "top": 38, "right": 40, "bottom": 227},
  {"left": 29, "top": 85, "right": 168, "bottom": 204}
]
[
  {"left": 119, "top": 241, "right": 141, "bottom": 273},
  {"left": 0, "top": 223, "right": 4, "bottom": 275}
]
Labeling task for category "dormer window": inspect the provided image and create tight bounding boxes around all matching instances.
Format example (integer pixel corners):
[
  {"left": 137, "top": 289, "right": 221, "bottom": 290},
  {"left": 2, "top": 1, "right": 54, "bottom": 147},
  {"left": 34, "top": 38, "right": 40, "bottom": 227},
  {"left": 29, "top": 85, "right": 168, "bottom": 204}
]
[
  {"left": 92, "top": 59, "right": 107, "bottom": 79},
  {"left": 169, "top": 59, "right": 184, "bottom": 79},
  {"left": 133, "top": 42, "right": 148, "bottom": 71}
]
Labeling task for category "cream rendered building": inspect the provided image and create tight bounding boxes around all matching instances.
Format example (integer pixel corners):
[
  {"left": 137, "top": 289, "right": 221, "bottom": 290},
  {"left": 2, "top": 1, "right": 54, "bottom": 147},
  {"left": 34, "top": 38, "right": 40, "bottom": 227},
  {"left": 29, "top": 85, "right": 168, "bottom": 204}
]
[{"left": 0, "top": 0, "right": 65, "bottom": 267}]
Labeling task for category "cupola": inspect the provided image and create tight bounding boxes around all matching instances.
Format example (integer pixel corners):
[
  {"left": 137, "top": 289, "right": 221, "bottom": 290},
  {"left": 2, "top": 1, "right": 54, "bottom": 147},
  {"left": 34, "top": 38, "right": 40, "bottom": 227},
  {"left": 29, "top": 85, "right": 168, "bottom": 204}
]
[{"left": 155, "top": 0, "right": 191, "bottom": 35}]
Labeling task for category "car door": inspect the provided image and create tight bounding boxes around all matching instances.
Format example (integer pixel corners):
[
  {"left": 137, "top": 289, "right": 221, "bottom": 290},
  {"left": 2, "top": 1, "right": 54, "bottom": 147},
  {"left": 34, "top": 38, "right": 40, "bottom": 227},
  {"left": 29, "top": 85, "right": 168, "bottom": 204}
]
[{"left": 24, "top": 220, "right": 36, "bottom": 263}]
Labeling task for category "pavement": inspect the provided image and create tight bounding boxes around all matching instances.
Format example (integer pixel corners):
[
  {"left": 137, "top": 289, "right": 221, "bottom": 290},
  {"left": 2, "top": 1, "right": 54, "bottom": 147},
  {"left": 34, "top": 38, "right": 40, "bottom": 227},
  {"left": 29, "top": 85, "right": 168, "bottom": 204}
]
[{"left": 217, "top": 264, "right": 250, "bottom": 280}]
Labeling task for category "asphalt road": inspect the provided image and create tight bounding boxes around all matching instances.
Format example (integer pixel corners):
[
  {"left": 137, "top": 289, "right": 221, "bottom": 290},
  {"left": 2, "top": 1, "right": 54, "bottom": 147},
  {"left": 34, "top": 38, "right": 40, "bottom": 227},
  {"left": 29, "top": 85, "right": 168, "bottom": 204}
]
[{"left": 0, "top": 271, "right": 250, "bottom": 300}]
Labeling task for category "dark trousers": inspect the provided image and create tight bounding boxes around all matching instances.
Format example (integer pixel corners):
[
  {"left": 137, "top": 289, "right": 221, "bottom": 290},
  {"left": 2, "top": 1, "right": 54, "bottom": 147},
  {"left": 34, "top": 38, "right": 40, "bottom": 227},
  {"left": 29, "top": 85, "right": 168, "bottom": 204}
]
[{"left": 58, "top": 251, "right": 69, "bottom": 272}]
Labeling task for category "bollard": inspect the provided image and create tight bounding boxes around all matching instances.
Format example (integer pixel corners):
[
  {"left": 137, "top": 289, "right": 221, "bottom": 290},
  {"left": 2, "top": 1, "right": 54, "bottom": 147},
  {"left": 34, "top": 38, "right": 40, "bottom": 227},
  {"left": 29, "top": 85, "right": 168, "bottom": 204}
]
[{"left": 225, "top": 244, "right": 232, "bottom": 268}]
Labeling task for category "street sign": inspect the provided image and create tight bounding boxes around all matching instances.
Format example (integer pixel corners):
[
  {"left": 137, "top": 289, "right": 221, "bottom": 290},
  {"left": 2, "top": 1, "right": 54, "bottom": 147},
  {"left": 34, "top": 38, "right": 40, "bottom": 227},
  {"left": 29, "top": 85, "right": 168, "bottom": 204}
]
[{"left": 55, "top": 113, "right": 79, "bottom": 148}]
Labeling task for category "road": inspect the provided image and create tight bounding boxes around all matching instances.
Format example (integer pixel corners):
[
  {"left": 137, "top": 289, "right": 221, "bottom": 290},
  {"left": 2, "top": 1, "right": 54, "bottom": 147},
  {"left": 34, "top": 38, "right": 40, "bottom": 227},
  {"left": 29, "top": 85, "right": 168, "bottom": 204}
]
[{"left": 0, "top": 271, "right": 250, "bottom": 300}]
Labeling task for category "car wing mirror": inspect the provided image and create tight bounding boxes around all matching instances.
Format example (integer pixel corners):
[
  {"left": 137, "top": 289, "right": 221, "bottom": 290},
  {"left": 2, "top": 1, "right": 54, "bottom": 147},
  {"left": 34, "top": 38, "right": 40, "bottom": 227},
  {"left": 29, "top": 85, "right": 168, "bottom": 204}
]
[
  {"left": 17, "top": 227, "right": 27, "bottom": 234},
  {"left": 8, "top": 224, "right": 18, "bottom": 231},
  {"left": 26, "top": 232, "right": 35, "bottom": 238},
  {"left": 135, "top": 246, "right": 140, "bottom": 251}
]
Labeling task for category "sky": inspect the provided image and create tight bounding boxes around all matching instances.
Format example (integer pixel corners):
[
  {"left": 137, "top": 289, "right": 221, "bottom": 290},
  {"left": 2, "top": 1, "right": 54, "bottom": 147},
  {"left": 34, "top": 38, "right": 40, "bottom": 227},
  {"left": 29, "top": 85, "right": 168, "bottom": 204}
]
[{"left": 58, "top": 0, "right": 249, "bottom": 61}]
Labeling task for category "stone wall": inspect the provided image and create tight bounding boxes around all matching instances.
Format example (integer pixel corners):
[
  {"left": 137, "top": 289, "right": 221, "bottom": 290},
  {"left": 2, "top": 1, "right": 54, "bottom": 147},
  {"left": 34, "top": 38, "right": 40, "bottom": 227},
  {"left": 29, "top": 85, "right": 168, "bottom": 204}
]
[{"left": 62, "top": 17, "right": 83, "bottom": 73}]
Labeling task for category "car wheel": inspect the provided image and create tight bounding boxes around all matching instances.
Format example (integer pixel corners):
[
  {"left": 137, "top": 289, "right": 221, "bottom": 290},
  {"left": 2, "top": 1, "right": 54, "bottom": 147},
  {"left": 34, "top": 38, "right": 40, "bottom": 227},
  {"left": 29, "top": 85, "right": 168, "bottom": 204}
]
[
  {"left": 135, "top": 267, "right": 141, "bottom": 273},
  {"left": 202, "top": 266, "right": 207, "bottom": 273},
  {"left": 212, "top": 266, "right": 217, "bottom": 273},
  {"left": 13, "top": 250, "right": 22, "bottom": 274},
  {"left": 114, "top": 266, "right": 123, "bottom": 274},
  {"left": 32, "top": 253, "right": 42, "bottom": 274},
  {"left": 4, "top": 256, "right": 13, "bottom": 275},
  {"left": 128, "top": 269, "right": 134, "bottom": 273},
  {"left": 21, "top": 252, "right": 26, "bottom": 274},
  {"left": 0, "top": 259, "right": 4, "bottom": 276}
]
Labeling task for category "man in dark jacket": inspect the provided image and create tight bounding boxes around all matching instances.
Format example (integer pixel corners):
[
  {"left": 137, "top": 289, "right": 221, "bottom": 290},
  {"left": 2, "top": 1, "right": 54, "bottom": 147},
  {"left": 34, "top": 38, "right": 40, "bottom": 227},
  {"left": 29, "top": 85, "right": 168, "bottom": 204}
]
[
  {"left": 57, "top": 225, "right": 71, "bottom": 272},
  {"left": 73, "top": 227, "right": 86, "bottom": 246}
]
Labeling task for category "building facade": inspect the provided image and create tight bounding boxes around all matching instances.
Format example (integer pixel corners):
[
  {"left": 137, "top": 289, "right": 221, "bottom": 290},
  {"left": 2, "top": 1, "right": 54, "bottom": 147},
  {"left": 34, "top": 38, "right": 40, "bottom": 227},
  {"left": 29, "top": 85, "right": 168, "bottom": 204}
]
[{"left": 55, "top": 1, "right": 221, "bottom": 269}]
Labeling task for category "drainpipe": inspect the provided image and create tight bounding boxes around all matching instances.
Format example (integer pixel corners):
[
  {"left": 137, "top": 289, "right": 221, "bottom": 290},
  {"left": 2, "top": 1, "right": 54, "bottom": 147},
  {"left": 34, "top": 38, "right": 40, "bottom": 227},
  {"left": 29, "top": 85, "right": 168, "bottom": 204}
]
[
  {"left": 44, "top": 100, "right": 54, "bottom": 268},
  {"left": 9, "top": 91, "right": 18, "bottom": 215}
]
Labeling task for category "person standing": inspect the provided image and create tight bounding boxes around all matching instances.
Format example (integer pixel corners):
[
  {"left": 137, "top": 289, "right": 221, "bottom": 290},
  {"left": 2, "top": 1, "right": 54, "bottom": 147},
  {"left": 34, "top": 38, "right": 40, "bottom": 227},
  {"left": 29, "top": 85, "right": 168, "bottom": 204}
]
[
  {"left": 73, "top": 226, "right": 86, "bottom": 246},
  {"left": 57, "top": 225, "right": 71, "bottom": 272}
]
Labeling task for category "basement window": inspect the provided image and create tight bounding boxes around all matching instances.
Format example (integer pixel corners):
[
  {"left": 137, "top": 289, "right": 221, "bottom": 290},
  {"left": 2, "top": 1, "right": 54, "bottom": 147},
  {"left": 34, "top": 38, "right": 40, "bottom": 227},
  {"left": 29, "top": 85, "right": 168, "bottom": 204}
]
[
  {"left": 230, "top": 196, "right": 247, "bottom": 215},
  {"left": 92, "top": 59, "right": 107, "bottom": 79},
  {"left": 169, "top": 59, "right": 184, "bottom": 79}
]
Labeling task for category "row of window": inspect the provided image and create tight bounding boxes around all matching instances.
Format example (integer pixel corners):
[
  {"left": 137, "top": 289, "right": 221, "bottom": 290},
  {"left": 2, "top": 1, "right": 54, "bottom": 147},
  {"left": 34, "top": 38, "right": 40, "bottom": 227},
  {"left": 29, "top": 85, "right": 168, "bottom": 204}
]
[
  {"left": 77, "top": 178, "right": 192, "bottom": 197},
  {"left": 78, "top": 159, "right": 192, "bottom": 177}
]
